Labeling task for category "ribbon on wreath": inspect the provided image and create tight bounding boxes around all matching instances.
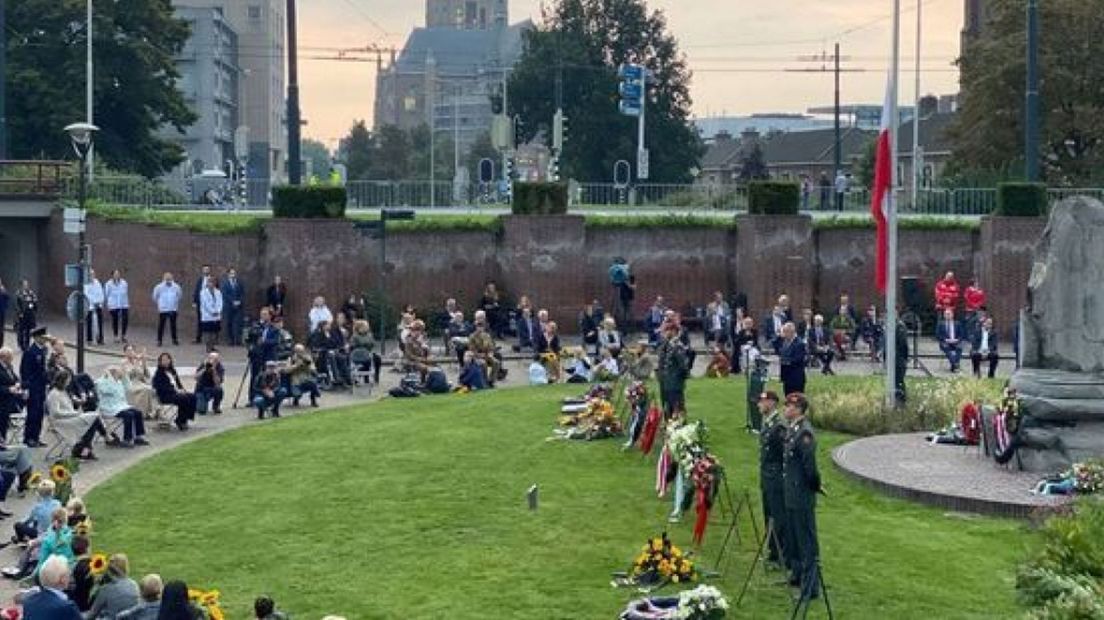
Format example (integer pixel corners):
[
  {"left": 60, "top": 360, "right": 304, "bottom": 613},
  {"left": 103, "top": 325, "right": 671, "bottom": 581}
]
[
  {"left": 656, "top": 447, "right": 672, "bottom": 497},
  {"left": 638, "top": 405, "right": 662, "bottom": 455},
  {"left": 692, "top": 483, "right": 710, "bottom": 545}
]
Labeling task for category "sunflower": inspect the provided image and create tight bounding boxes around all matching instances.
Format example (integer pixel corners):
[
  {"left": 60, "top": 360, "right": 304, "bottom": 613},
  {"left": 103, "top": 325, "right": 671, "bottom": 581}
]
[
  {"left": 188, "top": 588, "right": 204, "bottom": 601},
  {"left": 207, "top": 606, "right": 225, "bottom": 620},
  {"left": 201, "top": 591, "right": 220, "bottom": 606},
  {"left": 28, "top": 472, "right": 42, "bottom": 487},
  {"left": 50, "top": 464, "right": 69, "bottom": 484},
  {"left": 88, "top": 554, "right": 108, "bottom": 576}
]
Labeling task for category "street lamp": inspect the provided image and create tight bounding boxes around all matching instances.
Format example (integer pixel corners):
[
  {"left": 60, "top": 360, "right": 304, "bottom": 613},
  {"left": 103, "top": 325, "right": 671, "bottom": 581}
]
[{"left": 65, "top": 121, "right": 98, "bottom": 374}]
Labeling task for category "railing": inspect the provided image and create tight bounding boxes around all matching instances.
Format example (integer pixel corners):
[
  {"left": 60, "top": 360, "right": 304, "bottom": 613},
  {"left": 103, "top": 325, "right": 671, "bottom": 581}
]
[
  {"left": 0, "top": 160, "right": 72, "bottom": 199},
  {"left": 60, "top": 175, "right": 1104, "bottom": 216}
]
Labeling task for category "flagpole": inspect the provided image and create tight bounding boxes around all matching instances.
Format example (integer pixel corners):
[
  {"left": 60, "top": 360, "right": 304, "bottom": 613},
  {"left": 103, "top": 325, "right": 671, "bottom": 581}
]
[
  {"left": 911, "top": 0, "right": 921, "bottom": 210},
  {"left": 885, "top": 0, "right": 902, "bottom": 408}
]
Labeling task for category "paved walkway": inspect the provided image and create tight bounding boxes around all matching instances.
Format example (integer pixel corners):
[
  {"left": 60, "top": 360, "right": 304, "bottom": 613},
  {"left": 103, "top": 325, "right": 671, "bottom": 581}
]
[{"left": 833, "top": 433, "right": 1070, "bottom": 519}]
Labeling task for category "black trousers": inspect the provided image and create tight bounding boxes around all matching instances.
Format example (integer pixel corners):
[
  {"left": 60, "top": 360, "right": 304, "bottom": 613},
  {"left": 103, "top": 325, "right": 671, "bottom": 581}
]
[
  {"left": 971, "top": 352, "right": 999, "bottom": 378},
  {"left": 110, "top": 308, "right": 129, "bottom": 339},
  {"left": 760, "top": 474, "right": 787, "bottom": 563},
  {"left": 16, "top": 317, "right": 34, "bottom": 352},
  {"left": 157, "top": 311, "right": 178, "bottom": 345},
  {"left": 786, "top": 497, "right": 820, "bottom": 599},
  {"left": 0, "top": 311, "right": 5, "bottom": 347},
  {"left": 22, "top": 390, "right": 44, "bottom": 444},
  {"left": 660, "top": 387, "right": 685, "bottom": 419},
  {"left": 85, "top": 307, "right": 103, "bottom": 344},
  {"left": 815, "top": 348, "right": 835, "bottom": 373}
]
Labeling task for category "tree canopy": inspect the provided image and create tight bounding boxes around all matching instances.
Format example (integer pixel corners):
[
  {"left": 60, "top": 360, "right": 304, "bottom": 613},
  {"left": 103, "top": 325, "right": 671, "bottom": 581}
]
[
  {"left": 6, "top": 0, "right": 196, "bottom": 177},
  {"left": 948, "top": 0, "right": 1104, "bottom": 184},
  {"left": 507, "top": 0, "right": 703, "bottom": 183},
  {"left": 336, "top": 121, "right": 456, "bottom": 181}
]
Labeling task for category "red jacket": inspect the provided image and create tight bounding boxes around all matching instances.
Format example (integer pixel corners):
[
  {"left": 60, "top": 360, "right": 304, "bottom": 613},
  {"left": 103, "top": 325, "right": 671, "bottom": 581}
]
[
  {"left": 934, "top": 279, "right": 960, "bottom": 311},
  {"left": 964, "top": 286, "right": 986, "bottom": 312}
]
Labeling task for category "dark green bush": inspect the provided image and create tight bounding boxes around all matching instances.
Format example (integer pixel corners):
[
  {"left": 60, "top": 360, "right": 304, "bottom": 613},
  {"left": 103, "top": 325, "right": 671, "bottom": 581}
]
[
  {"left": 512, "top": 182, "right": 568, "bottom": 215},
  {"left": 996, "top": 182, "right": 1047, "bottom": 217},
  {"left": 272, "top": 186, "right": 347, "bottom": 219},
  {"left": 1016, "top": 499, "right": 1104, "bottom": 618},
  {"left": 747, "top": 181, "right": 800, "bottom": 215}
]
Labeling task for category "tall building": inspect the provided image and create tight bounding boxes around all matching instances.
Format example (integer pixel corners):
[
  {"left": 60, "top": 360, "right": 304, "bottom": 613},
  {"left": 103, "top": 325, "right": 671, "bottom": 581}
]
[
  {"left": 961, "top": 0, "right": 990, "bottom": 56},
  {"left": 223, "top": 1, "right": 286, "bottom": 184},
  {"left": 169, "top": 0, "right": 286, "bottom": 185},
  {"left": 161, "top": 5, "right": 240, "bottom": 177},
  {"left": 374, "top": 0, "right": 529, "bottom": 158},
  {"left": 426, "top": 0, "right": 508, "bottom": 30}
]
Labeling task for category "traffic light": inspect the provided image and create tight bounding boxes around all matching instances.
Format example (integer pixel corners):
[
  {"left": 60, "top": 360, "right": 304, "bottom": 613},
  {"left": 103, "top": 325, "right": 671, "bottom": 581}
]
[
  {"left": 552, "top": 109, "right": 568, "bottom": 152},
  {"left": 505, "top": 156, "right": 516, "bottom": 181},
  {"left": 490, "top": 93, "right": 503, "bottom": 115},
  {"left": 513, "top": 116, "right": 525, "bottom": 148},
  {"left": 618, "top": 63, "right": 646, "bottom": 117},
  {"left": 548, "top": 156, "right": 560, "bottom": 182}
]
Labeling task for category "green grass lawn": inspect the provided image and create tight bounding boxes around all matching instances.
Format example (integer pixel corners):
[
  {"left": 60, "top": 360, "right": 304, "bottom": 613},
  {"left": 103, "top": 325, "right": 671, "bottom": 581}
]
[{"left": 86, "top": 378, "right": 1034, "bottom": 619}]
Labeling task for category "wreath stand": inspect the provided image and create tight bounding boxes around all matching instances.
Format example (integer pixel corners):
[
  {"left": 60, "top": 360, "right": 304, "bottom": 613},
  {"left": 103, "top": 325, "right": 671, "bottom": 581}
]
[
  {"left": 734, "top": 518, "right": 785, "bottom": 607},
  {"left": 789, "top": 559, "right": 835, "bottom": 620},
  {"left": 706, "top": 481, "right": 760, "bottom": 577}
]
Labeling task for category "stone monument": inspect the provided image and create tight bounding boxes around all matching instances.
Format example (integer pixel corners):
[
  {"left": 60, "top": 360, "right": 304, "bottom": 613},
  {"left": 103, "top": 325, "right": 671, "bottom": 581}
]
[{"left": 1008, "top": 196, "right": 1104, "bottom": 472}]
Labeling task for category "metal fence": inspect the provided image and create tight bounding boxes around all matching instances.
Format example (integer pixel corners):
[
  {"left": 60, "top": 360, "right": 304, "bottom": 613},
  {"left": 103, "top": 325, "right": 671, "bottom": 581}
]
[{"left": 58, "top": 175, "right": 1104, "bottom": 216}]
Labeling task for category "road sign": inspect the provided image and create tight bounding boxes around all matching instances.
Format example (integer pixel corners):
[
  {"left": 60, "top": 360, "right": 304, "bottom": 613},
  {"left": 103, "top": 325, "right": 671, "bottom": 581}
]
[
  {"left": 637, "top": 149, "right": 650, "bottom": 181},
  {"left": 491, "top": 115, "right": 512, "bottom": 150},
  {"left": 618, "top": 63, "right": 646, "bottom": 118},
  {"left": 63, "top": 208, "right": 86, "bottom": 234},
  {"left": 479, "top": 158, "right": 495, "bottom": 184}
]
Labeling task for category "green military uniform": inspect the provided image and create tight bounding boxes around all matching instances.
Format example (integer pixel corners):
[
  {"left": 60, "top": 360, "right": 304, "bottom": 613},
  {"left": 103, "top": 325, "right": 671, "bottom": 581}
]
[
  {"left": 894, "top": 320, "right": 909, "bottom": 404},
  {"left": 783, "top": 416, "right": 822, "bottom": 599},
  {"left": 759, "top": 410, "right": 787, "bottom": 564},
  {"left": 747, "top": 360, "right": 768, "bottom": 430},
  {"left": 656, "top": 335, "right": 690, "bottom": 417}
]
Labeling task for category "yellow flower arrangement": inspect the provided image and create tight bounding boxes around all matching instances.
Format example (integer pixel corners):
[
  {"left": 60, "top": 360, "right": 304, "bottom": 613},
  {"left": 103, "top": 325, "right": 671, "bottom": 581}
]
[
  {"left": 89, "top": 554, "right": 108, "bottom": 576},
  {"left": 188, "top": 588, "right": 204, "bottom": 601},
  {"left": 201, "top": 590, "right": 220, "bottom": 607},
  {"left": 50, "top": 464, "right": 70, "bottom": 484},
  {"left": 628, "top": 533, "right": 700, "bottom": 585}
]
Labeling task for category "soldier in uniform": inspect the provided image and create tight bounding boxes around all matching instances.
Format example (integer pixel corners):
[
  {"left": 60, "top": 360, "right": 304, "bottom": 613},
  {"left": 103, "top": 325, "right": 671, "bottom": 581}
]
[
  {"left": 656, "top": 319, "right": 690, "bottom": 418},
  {"left": 14, "top": 281, "right": 38, "bottom": 353},
  {"left": 894, "top": 317, "right": 910, "bottom": 405},
  {"left": 19, "top": 327, "right": 50, "bottom": 447},
  {"left": 782, "top": 392, "right": 823, "bottom": 600},
  {"left": 469, "top": 313, "right": 502, "bottom": 387},
  {"left": 746, "top": 356, "right": 769, "bottom": 432},
  {"left": 757, "top": 391, "right": 788, "bottom": 567}
]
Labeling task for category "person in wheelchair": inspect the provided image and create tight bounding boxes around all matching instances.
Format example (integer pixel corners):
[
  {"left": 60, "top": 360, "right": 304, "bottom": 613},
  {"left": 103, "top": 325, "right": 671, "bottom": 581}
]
[
  {"left": 46, "top": 375, "right": 110, "bottom": 460},
  {"left": 284, "top": 344, "right": 321, "bottom": 407},
  {"left": 348, "top": 320, "right": 382, "bottom": 386},
  {"left": 309, "top": 320, "right": 351, "bottom": 389}
]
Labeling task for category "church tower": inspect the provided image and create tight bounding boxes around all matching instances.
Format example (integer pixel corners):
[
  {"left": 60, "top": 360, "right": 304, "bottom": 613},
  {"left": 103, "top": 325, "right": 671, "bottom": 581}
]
[{"left": 425, "top": 0, "right": 508, "bottom": 30}]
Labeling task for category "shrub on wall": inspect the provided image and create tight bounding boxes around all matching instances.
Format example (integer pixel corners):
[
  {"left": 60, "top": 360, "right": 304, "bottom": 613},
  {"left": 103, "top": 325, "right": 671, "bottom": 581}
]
[
  {"left": 747, "top": 181, "right": 800, "bottom": 215},
  {"left": 272, "top": 186, "right": 347, "bottom": 219},
  {"left": 996, "top": 182, "right": 1047, "bottom": 217},
  {"left": 512, "top": 182, "right": 568, "bottom": 215}
]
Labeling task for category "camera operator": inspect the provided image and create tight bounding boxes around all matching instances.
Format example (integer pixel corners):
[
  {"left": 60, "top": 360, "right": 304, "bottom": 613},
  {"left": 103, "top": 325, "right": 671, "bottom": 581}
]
[
  {"left": 245, "top": 308, "right": 280, "bottom": 399},
  {"left": 195, "top": 351, "right": 226, "bottom": 414},
  {"left": 609, "top": 259, "right": 635, "bottom": 337},
  {"left": 14, "top": 280, "right": 38, "bottom": 352}
]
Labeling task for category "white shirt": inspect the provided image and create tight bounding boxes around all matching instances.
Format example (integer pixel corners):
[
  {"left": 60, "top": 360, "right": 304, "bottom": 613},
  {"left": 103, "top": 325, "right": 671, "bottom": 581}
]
[
  {"left": 980, "top": 330, "right": 990, "bottom": 354},
  {"left": 152, "top": 281, "right": 183, "bottom": 313},
  {"left": 83, "top": 279, "right": 105, "bottom": 308},
  {"left": 199, "top": 287, "right": 223, "bottom": 322},
  {"left": 309, "top": 306, "right": 333, "bottom": 332},
  {"left": 103, "top": 279, "right": 129, "bottom": 310}
]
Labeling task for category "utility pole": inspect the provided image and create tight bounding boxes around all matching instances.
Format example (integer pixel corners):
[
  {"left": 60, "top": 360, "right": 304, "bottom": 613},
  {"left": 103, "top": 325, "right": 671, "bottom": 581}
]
[
  {"left": 0, "top": 0, "right": 7, "bottom": 159},
  {"left": 834, "top": 42, "right": 841, "bottom": 185},
  {"left": 911, "top": 0, "right": 923, "bottom": 210},
  {"left": 86, "top": 0, "right": 95, "bottom": 180},
  {"left": 286, "top": 0, "right": 302, "bottom": 185},
  {"left": 1024, "top": 0, "right": 1040, "bottom": 182}
]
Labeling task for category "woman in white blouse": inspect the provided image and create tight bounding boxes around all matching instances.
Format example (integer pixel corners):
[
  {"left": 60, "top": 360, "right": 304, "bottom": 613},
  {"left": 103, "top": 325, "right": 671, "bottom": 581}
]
[{"left": 103, "top": 269, "right": 130, "bottom": 344}]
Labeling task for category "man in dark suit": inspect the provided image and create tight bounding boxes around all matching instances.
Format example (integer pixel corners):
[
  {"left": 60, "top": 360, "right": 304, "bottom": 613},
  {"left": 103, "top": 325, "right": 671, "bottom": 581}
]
[
  {"left": 22, "top": 555, "right": 82, "bottom": 619},
  {"left": 808, "top": 315, "right": 835, "bottom": 375},
  {"left": 0, "top": 348, "right": 23, "bottom": 441},
  {"left": 764, "top": 306, "right": 787, "bottom": 355},
  {"left": 516, "top": 308, "right": 538, "bottom": 352},
  {"left": 0, "top": 279, "right": 8, "bottom": 348},
  {"left": 935, "top": 308, "right": 964, "bottom": 373},
  {"left": 969, "top": 317, "right": 1000, "bottom": 379},
  {"left": 779, "top": 322, "right": 807, "bottom": 396},
  {"left": 192, "top": 264, "right": 212, "bottom": 344},
  {"left": 19, "top": 327, "right": 49, "bottom": 447},
  {"left": 221, "top": 267, "right": 245, "bottom": 346}
]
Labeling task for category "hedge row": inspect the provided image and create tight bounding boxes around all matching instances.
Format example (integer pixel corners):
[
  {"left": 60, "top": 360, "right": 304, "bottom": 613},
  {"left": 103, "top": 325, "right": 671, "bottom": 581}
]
[
  {"left": 748, "top": 181, "right": 800, "bottom": 215},
  {"left": 272, "top": 186, "right": 347, "bottom": 219},
  {"left": 512, "top": 182, "right": 568, "bottom": 215}
]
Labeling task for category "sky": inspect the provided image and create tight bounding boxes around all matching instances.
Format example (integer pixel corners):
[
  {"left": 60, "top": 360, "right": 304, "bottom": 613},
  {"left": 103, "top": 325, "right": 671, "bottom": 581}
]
[{"left": 297, "top": 0, "right": 964, "bottom": 147}]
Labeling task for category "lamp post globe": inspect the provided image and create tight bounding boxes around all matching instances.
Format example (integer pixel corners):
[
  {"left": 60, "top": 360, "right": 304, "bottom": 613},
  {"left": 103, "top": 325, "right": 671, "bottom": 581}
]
[{"left": 63, "top": 121, "right": 97, "bottom": 374}]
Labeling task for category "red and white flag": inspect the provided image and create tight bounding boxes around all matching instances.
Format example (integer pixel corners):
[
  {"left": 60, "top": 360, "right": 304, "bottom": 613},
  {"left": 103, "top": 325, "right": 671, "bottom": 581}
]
[{"left": 870, "top": 74, "right": 894, "bottom": 294}]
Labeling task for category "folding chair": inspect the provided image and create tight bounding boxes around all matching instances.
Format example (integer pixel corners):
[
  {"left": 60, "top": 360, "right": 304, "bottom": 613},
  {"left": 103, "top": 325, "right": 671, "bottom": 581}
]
[
  {"left": 5, "top": 413, "right": 26, "bottom": 447},
  {"left": 151, "top": 396, "right": 177, "bottom": 431},
  {"left": 42, "top": 417, "right": 76, "bottom": 464},
  {"left": 349, "top": 348, "right": 375, "bottom": 396}
]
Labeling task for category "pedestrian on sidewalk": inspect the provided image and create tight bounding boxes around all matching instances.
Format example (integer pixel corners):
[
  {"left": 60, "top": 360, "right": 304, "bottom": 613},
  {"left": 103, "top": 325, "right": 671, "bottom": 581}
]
[
  {"left": 199, "top": 277, "right": 224, "bottom": 352},
  {"left": 83, "top": 269, "right": 105, "bottom": 346},
  {"left": 104, "top": 270, "right": 130, "bottom": 344},
  {"left": 221, "top": 268, "right": 245, "bottom": 346},
  {"left": 192, "top": 265, "right": 212, "bottom": 344}
]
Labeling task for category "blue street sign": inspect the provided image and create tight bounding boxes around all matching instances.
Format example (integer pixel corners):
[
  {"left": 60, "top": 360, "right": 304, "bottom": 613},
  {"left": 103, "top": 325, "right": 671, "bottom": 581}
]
[
  {"left": 619, "top": 82, "right": 643, "bottom": 100},
  {"left": 619, "top": 101, "right": 642, "bottom": 117},
  {"left": 618, "top": 63, "right": 645, "bottom": 81}
]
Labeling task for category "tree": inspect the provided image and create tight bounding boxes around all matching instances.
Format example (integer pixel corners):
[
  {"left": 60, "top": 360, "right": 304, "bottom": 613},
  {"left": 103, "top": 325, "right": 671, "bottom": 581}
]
[
  {"left": 6, "top": 0, "right": 196, "bottom": 177},
  {"left": 738, "top": 143, "right": 769, "bottom": 181},
  {"left": 409, "top": 124, "right": 455, "bottom": 182},
  {"left": 338, "top": 121, "right": 375, "bottom": 180},
  {"left": 854, "top": 138, "right": 878, "bottom": 189},
  {"left": 507, "top": 0, "right": 704, "bottom": 183},
  {"left": 301, "top": 139, "right": 332, "bottom": 179},
  {"left": 949, "top": 0, "right": 1104, "bottom": 184},
  {"left": 372, "top": 125, "right": 413, "bottom": 180}
]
